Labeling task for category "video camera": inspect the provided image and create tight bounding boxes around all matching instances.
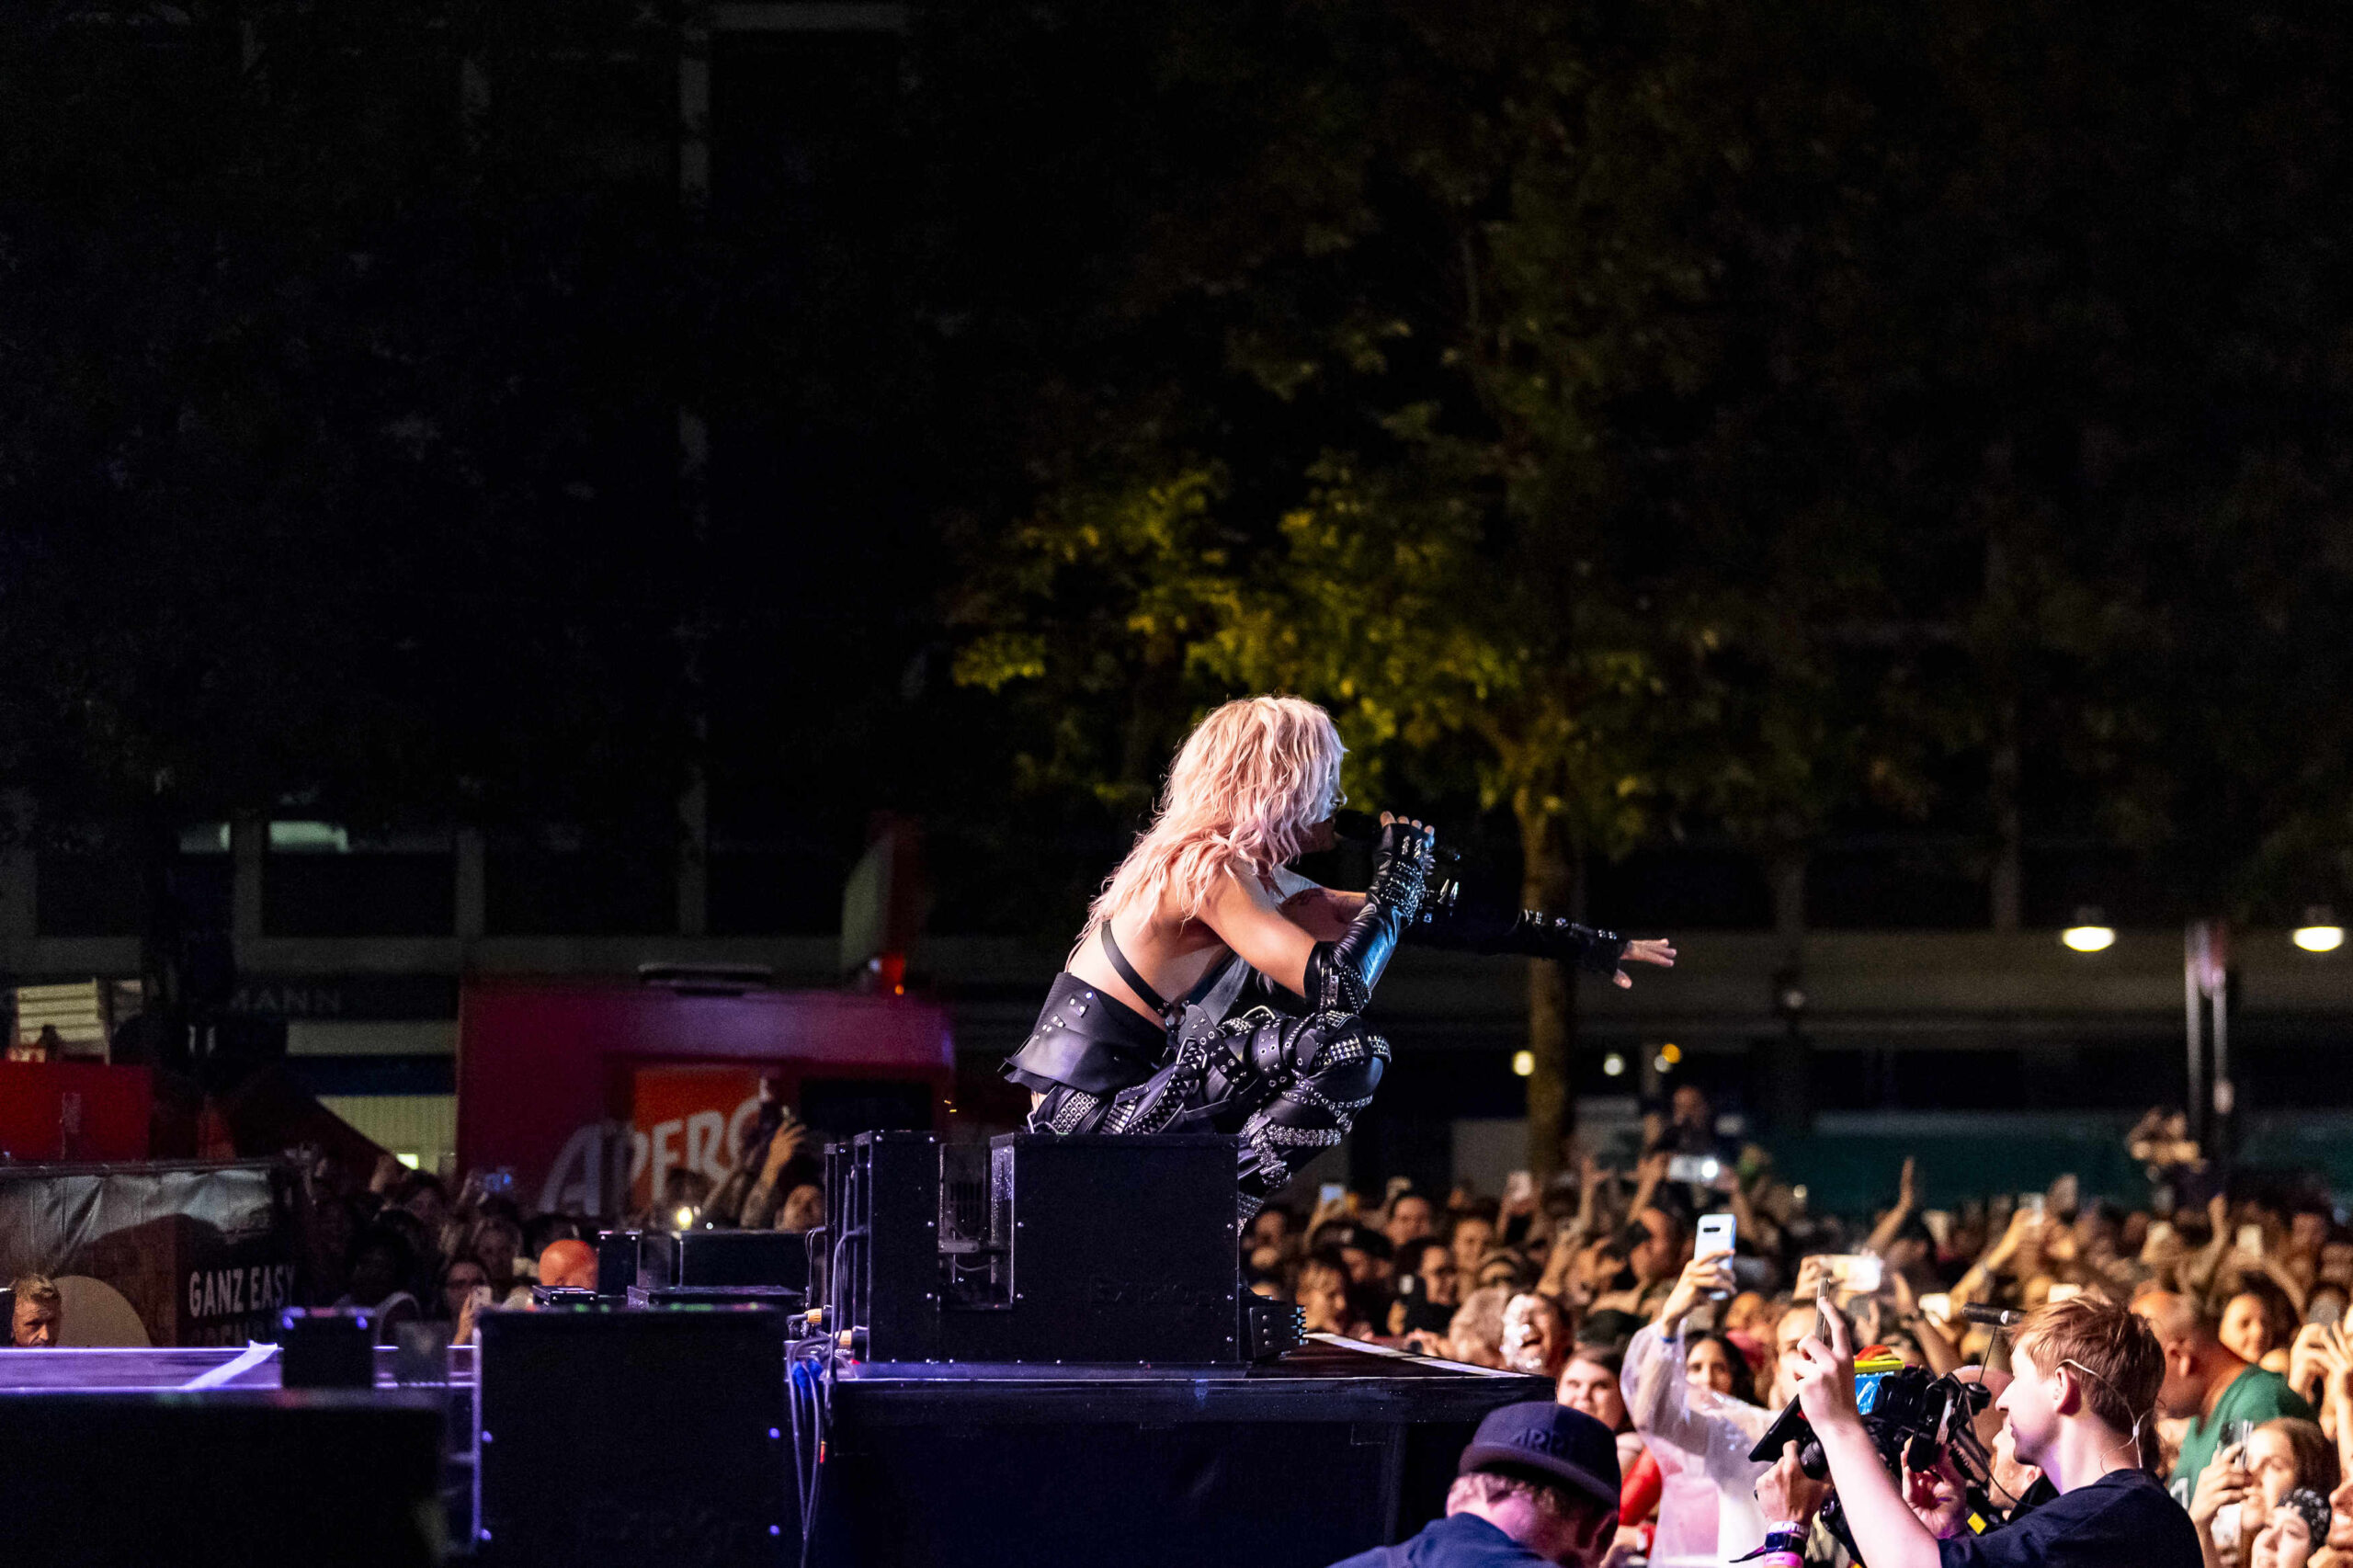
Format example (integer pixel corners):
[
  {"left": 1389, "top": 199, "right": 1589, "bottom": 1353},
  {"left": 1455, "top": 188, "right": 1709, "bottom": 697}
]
[{"left": 1749, "top": 1355, "right": 2043, "bottom": 1554}]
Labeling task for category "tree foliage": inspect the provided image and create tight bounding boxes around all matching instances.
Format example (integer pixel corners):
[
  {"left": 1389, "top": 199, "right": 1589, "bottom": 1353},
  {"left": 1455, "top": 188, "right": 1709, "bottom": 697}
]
[{"left": 945, "top": 0, "right": 2353, "bottom": 1158}]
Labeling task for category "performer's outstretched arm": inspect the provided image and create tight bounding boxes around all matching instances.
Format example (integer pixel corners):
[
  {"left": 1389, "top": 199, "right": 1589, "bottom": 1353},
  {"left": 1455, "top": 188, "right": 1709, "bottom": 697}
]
[
  {"left": 1197, "top": 814, "right": 1434, "bottom": 1005},
  {"left": 1407, "top": 865, "right": 1675, "bottom": 988}
]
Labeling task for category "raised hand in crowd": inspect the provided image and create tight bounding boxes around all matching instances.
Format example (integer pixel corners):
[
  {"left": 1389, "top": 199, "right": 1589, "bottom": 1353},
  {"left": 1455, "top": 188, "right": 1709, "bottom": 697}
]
[
  {"left": 1629, "top": 1151, "right": 1671, "bottom": 1217},
  {"left": 2299, "top": 1324, "right": 2353, "bottom": 1474},
  {"left": 2187, "top": 1192, "right": 2236, "bottom": 1297},
  {"left": 1886, "top": 1269, "right": 1962, "bottom": 1377},
  {"left": 2289, "top": 1322, "right": 2340, "bottom": 1410},
  {"left": 1657, "top": 1246, "right": 1734, "bottom": 1335},
  {"left": 1863, "top": 1157, "right": 1921, "bottom": 1257},
  {"left": 452, "top": 1281, "right": 494, "bottom": 1347},
  {"left": 1309, "top": 1188, "right": 1358, "bottom": 1237},
  {"left": 1951, "top": 1202, "right": 2042, "bottom": 1310},
  {"left": 2188, "top": 1444, "right": 2255, "bottom": 1568},
  {"left": 739, "top": 1111, "right": 809, "bottom": 1231}
]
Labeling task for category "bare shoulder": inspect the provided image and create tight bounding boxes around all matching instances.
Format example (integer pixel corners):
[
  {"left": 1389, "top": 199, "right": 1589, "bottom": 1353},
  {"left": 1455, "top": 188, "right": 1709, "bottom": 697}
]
[
  {"left": 1207, "top": 860, "right": 1287, "bottom": 913},
  {"left": 1266, "top": 864, "right": 1322, "bottom": 902}
]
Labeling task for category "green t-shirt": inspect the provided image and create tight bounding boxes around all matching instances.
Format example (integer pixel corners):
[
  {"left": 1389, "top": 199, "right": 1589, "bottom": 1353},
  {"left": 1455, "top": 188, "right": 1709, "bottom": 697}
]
[{"left": 2168, "top": 1366, "right": 2314, "bottom": 1502}]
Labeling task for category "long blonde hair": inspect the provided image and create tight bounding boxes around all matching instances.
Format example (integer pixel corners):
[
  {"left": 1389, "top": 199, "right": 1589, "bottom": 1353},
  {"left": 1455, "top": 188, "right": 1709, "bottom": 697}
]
[{"left": 1079, "top": 696, "right": 1345, "bottom": 951}]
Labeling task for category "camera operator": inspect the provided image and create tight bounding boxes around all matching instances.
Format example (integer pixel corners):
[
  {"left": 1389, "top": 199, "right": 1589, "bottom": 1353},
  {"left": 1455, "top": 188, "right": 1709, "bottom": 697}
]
[{"left": 1790, "top": 1294, "right": 2200, "bottom": 1568}]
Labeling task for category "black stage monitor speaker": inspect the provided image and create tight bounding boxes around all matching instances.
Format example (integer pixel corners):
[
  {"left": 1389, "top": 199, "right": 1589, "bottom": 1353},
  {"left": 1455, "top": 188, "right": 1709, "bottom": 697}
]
[
  {"left": 593, "top": 1229, "right": 677, "bottom": 1296},
  {"left": 828, "top": 1131, "right": 1243, "bottom": 1364},
  {"left": 475, "top": 1305, "right": 791, "bottom": 1567},
  {"left": 0, "top": 1391, "right": 443, "bottom": 1567},
  {"left": 676, "top": 1227, "right": 809, "bottom": 1290},
  {"left": 280, "top": 1306, "right": 376, "bottom": 1388}
]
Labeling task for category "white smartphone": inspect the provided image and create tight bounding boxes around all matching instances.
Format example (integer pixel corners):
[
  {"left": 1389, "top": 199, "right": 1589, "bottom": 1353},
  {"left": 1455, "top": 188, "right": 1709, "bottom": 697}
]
[
  {"left": 2019, "top": 1193, "right": 2045, "bottom": 1219},
  {"left": 1822, "top": 1253, "right": 1883, "bottom": 1293},
  {"left": 1318, "top": 1182, "right": 1347, "bottom": 1208},
  {"left": 2239, "top": 1223, "right": 2266, "bottom": 1257},
  {"left": 1696, "top": 1212, "right": 1736, "bottom": 1297}
]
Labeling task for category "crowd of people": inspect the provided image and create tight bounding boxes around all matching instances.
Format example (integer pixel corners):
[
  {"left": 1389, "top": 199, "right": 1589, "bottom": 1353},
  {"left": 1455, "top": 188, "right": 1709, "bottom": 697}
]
[
  {"left": 284, "top": 1104, "right": 827, "bottom": 1347},
  {"left": 1256, "top": 1089, "right": 2353, "bottom": 1567},
  {"left": 17, "top": 1076, "right": 2353, "bottom": 1568}
]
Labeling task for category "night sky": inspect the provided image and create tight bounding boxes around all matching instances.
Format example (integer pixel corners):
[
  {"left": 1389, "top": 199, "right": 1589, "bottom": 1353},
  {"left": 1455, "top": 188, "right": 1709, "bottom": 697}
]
[{"left": 1, "top": 0, "right": 2348, "bottom": 941}]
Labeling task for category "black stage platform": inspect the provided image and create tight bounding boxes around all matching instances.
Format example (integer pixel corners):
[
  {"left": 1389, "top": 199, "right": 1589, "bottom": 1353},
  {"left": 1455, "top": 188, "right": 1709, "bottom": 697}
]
[
  {"left": 0, "top": 1335, "right": 1544, "bottom": 1567},
  {"left": 0, "top": 1342, "right": 477, "bottom": 1566},
  {"left": 817, "top": 1337, "right": 1548, "bottom": 1567}
]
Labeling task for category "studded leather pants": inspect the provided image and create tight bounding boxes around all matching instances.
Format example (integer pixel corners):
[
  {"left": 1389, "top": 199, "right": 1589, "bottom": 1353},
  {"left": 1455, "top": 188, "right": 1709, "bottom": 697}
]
[{"left": 1026, "top": 1006, "right": 1390, "bottom": 1219}]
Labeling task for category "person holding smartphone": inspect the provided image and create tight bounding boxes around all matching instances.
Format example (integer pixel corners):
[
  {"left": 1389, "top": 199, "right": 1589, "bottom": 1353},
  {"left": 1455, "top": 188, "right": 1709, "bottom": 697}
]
[
  {"left": 1620, "top": 1242, "right": 1777, "bottom": 1565},
  {"left": 2137, "top": 1291, "right": 2316, "bottom": 1505}
]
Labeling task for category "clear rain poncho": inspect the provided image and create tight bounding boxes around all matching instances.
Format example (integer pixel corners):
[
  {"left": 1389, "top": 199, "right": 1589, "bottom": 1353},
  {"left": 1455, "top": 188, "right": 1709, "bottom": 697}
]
[{"left": 1621, "top": 1321, "right": 1777, "bottom": 1567}]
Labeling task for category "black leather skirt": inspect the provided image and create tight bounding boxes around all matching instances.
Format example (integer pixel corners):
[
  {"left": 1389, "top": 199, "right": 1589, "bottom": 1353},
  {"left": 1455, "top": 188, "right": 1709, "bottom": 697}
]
[{"left": 998, "top": 971, "right": 1170, "bottom": 1098}]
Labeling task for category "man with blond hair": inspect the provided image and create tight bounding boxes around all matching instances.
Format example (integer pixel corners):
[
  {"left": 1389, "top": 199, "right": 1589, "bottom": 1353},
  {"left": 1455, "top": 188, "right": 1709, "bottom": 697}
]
[
  {"left": 1790, "top": 1293, "right": 2200, "bottom": 1567},
  {"left": 10, "top": 1274, "right": 62, "bottom": 1346}
]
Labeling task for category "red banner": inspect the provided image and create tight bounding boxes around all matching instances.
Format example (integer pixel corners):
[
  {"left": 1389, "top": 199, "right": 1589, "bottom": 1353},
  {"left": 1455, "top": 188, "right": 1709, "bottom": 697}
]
[
  {"left": 456, "top": 981, "right": 953, "bottom": 1218},
  {"left": 0, "top": 1062, "right": 153, "bottom": 1164},
  {"left": 628, "top": 1064, "right": 765, "bottom": 1215}
]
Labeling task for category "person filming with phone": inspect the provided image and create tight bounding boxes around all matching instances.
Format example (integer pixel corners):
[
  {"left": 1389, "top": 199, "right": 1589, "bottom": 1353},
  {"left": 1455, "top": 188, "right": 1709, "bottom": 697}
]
[
  {"left": 2135, "top": 1290, "right": 2313, "bottom": 1502},
  {"left": 1788, "top": 1292, "right": 2200, "bottom": 1568},
  {"left": 1620, "top": 1217, "right": 1823, "bottom": 1565}
]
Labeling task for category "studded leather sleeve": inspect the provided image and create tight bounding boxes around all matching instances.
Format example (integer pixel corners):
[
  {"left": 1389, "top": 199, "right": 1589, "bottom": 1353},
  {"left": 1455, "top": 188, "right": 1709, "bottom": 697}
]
[
  {"left": 1304, "top": 819, "right": 1434, "bottom": 1016},
  {"left": 1407, "top": 866, "right": 1629, "bottom": 976}
]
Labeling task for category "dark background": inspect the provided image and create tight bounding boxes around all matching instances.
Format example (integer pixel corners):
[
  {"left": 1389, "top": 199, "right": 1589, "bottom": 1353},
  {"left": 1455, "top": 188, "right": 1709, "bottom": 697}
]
[{"left": 4, "top": 0, "right": 2352, "bottom": 1155}]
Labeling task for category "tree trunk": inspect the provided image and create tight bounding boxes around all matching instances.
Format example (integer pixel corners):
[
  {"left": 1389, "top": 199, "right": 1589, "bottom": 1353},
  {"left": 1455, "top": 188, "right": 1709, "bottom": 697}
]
[{"left": 1518, "top": 800, "right": 1579, "bottom": 1181}]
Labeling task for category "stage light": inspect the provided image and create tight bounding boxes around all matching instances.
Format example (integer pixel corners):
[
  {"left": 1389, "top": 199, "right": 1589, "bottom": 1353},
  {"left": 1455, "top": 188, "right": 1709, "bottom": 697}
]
[
  {"left": 1660, "top": 1042, "right": 1682, "bottom": 1064},
  {"left": 1602, "top": 1052, "right": 1626, "bottom": 1077},
  {"left": 1511, "top": 1050, "right": 1534, "bottom": 1077},
  {"left": 1653, "top": 1052, "right": 1673, "bottom": 1074},
  {"left": 2061, "top": 907, "right": 2115, "bottom": 952},
  {"left": 673, "top": 1205, "right": 698, "bottom": 1229},
  {"left": 2296, "top": 907, "right": 2343, "bottom": 953}
]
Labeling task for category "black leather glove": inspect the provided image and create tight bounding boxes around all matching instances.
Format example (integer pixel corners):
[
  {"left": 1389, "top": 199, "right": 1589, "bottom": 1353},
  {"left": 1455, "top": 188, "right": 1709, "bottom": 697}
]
[
  {"left": 1408, "top": 867, "right": 1630, "bottom": 977},
  {"left": 1304, "top": 818, "right": 1435, "bottom": 1015}
]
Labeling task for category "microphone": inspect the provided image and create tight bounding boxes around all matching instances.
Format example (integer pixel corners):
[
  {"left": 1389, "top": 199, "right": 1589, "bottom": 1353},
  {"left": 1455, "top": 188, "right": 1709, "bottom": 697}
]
[
  {"left": 1332, "top": 810, "right": 1461, "bottom": 864},
  {"left": 1961, "top": 1304, "right": 2024, "bottom": 1327}
]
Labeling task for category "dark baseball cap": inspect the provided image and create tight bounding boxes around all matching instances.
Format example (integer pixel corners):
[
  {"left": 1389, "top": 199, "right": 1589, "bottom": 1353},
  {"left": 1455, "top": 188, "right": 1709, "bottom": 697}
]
[{"left": 1457, "top": 1401, "right": 1620, "bottom": 1507}]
